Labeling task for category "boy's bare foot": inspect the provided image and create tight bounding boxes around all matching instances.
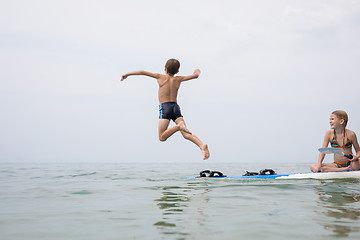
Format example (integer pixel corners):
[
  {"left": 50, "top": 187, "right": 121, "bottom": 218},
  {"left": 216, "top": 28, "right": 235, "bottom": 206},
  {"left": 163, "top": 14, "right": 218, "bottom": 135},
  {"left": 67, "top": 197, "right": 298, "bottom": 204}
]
[
  {"left": 178, "top": 121, "right": 192, "bottom": 134},
  {"left": 201, "top": 144, "right": 210, "bottom": 160}
]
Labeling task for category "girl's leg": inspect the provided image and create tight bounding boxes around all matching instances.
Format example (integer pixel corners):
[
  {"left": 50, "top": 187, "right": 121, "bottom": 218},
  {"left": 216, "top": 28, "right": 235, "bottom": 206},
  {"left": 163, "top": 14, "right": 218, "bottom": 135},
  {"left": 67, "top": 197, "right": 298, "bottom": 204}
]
[
  {"left": 310, "top": 164, "right": 321, "bottom": 172},
  {"left": 310, "top": 163, "right": 346, "bottom": 172},
  {"left": 321, "top": 164, "right": 350, "bottom": 172},
  {"left": 175, "top": 117, "right": 210, "bottom": 160},
  {"left": 350, "top": 159, "right": 360, "bottom": 171}
]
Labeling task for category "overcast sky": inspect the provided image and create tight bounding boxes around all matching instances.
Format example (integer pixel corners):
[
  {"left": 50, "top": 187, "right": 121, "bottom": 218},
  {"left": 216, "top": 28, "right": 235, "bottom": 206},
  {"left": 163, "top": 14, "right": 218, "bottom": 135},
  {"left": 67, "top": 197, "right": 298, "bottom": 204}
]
[{"left": 1, "top": 0, "right": 359, "bottom": 164}]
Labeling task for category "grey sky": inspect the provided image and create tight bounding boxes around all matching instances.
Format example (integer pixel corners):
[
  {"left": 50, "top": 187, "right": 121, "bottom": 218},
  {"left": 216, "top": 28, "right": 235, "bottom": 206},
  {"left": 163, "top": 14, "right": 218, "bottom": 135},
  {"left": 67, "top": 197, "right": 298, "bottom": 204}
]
[{"left": 1, "top": 0, "right": 360, "bottom": 163}]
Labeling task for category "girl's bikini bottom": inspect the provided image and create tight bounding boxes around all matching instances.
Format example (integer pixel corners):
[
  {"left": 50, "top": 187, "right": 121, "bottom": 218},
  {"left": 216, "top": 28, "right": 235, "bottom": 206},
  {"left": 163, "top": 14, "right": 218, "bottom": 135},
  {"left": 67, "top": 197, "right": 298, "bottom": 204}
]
[{"left": 333, "top": 160, "right": 351, "bottom": 168}]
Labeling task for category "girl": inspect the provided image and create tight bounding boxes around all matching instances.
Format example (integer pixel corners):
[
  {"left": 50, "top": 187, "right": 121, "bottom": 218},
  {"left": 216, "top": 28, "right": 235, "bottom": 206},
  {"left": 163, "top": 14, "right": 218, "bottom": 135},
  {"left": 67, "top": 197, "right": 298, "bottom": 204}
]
[{"left": 311, "top": 110, "right": 360, "bottom": 172}]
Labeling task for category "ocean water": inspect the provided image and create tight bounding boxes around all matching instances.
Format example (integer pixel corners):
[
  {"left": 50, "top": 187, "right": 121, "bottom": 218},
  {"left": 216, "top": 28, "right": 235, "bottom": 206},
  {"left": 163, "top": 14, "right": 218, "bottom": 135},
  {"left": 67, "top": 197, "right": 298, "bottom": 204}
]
[{"left": 1, "top": 162, "right": 360, "bottom": 240}]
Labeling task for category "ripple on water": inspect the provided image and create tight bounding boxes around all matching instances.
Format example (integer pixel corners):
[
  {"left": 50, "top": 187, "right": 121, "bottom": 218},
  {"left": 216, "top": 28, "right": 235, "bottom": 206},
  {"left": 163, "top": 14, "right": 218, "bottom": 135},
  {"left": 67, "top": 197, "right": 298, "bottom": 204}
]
[{"left": 71, "top": 190, "right": 93, "bottom": 195}]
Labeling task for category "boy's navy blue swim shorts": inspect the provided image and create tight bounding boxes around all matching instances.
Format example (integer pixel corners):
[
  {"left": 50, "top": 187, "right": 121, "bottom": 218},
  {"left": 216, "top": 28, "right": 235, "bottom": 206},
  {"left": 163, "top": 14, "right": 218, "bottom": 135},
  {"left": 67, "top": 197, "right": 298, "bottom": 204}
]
[{"left": 159, "top": 102, "right": 183, "bottom": 121}]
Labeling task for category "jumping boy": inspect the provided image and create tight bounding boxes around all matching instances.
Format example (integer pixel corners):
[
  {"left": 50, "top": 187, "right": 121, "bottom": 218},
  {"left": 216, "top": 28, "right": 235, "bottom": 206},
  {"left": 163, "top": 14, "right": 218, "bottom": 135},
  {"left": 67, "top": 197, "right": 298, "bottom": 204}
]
[{"left": 120, "top": 59, "right": 210, "bottom": 160}]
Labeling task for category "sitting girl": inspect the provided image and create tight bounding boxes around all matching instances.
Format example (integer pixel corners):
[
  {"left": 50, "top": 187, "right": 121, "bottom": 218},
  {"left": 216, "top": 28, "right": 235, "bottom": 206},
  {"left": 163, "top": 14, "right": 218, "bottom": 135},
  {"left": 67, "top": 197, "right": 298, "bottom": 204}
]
[{"left": 311, "top": 110, "right": 360, "bottom": 172}]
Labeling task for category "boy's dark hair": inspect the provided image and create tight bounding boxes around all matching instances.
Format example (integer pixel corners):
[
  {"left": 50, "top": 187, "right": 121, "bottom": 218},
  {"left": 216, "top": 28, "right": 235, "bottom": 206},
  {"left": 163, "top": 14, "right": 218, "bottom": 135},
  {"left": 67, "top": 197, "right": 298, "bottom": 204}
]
[{"left": 165, "top": 59, "right": 180, "bottom": 76}]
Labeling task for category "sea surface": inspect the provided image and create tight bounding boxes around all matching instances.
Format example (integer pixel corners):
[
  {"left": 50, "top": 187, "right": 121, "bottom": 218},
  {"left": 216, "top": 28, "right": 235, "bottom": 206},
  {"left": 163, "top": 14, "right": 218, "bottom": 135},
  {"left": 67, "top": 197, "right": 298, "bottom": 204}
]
[{"left": 1, "top": 162, "right": 360, "bottom": 240}]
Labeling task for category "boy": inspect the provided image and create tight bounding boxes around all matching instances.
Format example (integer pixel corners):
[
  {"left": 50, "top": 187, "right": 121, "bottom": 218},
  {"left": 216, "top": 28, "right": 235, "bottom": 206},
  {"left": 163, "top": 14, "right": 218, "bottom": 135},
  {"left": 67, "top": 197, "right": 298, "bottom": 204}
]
[{"left": 120, "top": 59, "right": 210, "bottom": 160}]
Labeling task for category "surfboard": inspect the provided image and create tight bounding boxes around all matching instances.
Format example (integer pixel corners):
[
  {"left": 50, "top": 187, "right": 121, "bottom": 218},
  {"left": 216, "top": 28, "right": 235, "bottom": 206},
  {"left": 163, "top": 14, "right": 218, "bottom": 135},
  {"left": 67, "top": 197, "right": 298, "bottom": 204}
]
[{"left": 185, "top": 171, "right": 360, "bottom": 180}]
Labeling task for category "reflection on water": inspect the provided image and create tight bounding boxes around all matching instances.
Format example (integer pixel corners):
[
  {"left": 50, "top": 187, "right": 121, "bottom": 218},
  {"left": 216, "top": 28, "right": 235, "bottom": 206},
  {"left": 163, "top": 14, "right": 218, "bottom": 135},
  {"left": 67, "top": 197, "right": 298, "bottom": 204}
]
[
  {"left": 152, "top": 176, "right": 360, "bottom": 239},
  {"left": 315, "top": 179, "right": 360, "bottom": 238},
  {"left": 153, "top": 181, "right": 210, "bottom": 238}
]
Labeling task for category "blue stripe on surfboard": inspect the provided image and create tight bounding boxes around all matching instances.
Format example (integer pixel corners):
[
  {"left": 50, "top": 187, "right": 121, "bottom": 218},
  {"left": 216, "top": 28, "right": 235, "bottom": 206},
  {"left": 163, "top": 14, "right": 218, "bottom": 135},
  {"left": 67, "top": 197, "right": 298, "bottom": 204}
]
[
  {"left": 185, "top": 174, "right": 289, "bottom": 180},
  {"left": 185, "top": 170, "right": 360, "bottom": 180},
  {"left": 223, "top": 174, "right": 290, "bottom": 179}
]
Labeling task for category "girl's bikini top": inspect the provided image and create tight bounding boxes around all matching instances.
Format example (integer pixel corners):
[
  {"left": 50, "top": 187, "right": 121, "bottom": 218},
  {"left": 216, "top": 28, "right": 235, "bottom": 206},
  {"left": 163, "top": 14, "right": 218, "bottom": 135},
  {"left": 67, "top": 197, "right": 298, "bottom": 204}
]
[{"left": 330, "top": 130, "right": 352, "bottom": 148}]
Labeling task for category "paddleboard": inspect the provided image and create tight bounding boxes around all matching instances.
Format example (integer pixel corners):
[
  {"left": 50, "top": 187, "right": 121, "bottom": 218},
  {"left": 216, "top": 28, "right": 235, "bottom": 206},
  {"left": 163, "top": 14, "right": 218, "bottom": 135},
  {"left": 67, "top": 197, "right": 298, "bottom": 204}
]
[{"left": 185, "top": 171, "right": 360, "bottom": 180}]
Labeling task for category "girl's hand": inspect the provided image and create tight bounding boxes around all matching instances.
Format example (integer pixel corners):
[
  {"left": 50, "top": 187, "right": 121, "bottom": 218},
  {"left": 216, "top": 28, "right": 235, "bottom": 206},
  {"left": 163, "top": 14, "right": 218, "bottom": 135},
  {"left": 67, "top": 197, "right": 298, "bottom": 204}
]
[
  {"left": 313, "top": 164, "right": 322, "bottom": 172},
  {"left": 351, "top": 155, "right": 359, "bottom": 162}
]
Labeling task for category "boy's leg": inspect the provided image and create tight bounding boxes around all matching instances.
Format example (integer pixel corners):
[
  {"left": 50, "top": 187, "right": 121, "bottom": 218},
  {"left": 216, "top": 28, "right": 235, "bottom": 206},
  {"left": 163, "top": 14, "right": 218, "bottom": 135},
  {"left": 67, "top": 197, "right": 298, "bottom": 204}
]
[
  {"left": 175, "top": 117, "right": 210, "bottom": 160},
  {"left": 158, "top": 119, "right": 170, "bottom": 141},
  {"left": 159, "top": 116, "right": 193, "bottom": 142},
  {"left": 159, "top": 119, "right": 187, "bottom": 141}
]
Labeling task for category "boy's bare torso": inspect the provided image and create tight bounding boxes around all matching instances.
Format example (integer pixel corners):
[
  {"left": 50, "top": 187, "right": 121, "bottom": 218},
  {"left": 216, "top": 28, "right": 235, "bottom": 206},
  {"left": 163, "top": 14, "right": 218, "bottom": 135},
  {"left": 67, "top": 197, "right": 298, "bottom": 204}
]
[{"left": 157, "top": 74, "right": 181, "bottom": 104}]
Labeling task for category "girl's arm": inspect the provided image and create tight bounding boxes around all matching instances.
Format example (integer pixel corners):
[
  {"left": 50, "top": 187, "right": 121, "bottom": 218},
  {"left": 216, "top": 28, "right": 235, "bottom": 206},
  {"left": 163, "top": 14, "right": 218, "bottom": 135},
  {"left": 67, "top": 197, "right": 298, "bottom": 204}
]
[
  {"left": 316, "top": 131, "right": 331, "bottom": 168},
  {"left": 121, "top": 70, "right": 160, "bottom": 81},
  {"left": 350, "top": 131, "right": 360, "bottom": 161}
]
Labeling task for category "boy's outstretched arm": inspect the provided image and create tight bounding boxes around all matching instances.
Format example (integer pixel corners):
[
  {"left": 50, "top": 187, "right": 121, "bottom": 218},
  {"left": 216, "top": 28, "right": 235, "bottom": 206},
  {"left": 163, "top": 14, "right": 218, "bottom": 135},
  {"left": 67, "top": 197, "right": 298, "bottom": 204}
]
[
  {"left": 178, "top": 69, "right": 201, "bottom": 82},
  {"left": 121, "top": 70, "right": 160, "bottom": 81}
]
